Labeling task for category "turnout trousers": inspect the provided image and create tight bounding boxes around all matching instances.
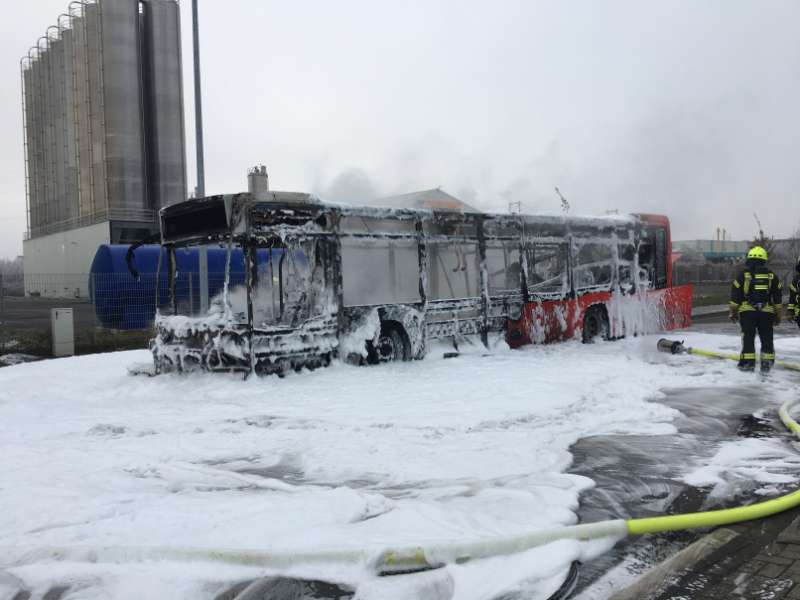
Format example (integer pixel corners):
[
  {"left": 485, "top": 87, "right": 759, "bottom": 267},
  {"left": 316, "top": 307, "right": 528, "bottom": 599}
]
[{"left": 739, "top": 310, "right": 775, "bottom": 371}]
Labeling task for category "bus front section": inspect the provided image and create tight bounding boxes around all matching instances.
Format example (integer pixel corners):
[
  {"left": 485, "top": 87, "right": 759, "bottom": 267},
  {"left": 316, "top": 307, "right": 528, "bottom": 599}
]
[{"left": 152, "top": 195, "right": 341, "bottom": 376}]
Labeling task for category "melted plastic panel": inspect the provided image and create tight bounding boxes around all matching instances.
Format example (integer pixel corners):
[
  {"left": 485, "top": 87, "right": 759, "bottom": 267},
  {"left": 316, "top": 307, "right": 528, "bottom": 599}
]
[{"left": 342, "top": 239, "right": 420, "bottom": 306}]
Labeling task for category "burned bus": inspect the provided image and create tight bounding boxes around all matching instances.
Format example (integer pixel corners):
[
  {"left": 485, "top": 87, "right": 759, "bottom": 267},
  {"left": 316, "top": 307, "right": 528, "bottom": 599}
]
[{"left": 150, "top": 192, "right": 692, "bottom": 375}]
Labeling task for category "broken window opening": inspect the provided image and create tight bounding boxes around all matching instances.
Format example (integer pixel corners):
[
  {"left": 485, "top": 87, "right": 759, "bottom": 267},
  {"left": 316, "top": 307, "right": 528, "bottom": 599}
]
[
  {"left": 573, "top": 241, "right": 614, "bottom": 291},
  {"left": 485, "top": 241, "right": 524, "bottom": 296},
  {"left": 527, "top": 242, "right": 568, "bottom": 296},
  {"left": 248, "top": 238, "right": 334, "bottom": 329}
]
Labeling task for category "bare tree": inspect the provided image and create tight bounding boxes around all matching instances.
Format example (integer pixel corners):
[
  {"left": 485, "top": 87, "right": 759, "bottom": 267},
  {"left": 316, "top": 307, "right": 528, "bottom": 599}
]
[
  {"left": 0, "top": 257, "right": 22, "bottom": 279},
  {"left": 752, "top": 212, "right": 776, "bottom": 257}
]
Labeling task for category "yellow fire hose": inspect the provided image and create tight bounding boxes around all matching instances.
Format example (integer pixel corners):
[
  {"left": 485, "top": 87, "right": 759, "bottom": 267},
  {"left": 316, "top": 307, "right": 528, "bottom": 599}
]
[
  {"left": 3, "top": 341, "right": 800, "bottom": 576},
  {"left": 657, "top": 338, "right": 800, "bottom": 372}
]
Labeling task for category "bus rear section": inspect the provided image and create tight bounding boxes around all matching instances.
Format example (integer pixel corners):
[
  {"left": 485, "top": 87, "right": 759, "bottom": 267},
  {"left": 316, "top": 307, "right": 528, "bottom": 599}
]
[{"left": 505, "top": 213, "right": 692, "bottom": 347}]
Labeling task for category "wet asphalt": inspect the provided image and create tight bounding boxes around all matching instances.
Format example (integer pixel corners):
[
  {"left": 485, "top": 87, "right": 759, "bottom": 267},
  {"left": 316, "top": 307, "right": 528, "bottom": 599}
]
[
  {"left": 571, "top": 316, "right": 800, "bottom": 597},
  {"left": 569, "top": 384, "right": 792, "bottom": 597}
]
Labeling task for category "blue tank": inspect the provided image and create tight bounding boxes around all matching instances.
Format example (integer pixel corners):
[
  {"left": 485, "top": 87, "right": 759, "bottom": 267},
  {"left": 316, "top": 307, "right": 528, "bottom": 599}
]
[{"left": 90, "top": 245, "right": 289, "bottom": 330}]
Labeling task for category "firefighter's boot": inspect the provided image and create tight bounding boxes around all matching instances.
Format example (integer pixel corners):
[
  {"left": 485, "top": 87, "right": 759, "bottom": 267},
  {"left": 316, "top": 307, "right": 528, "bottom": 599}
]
[
  {"left": 738, "top": 356, "right": 756, "bottom": 372},
  {"left": 761, "top": 352, "right": 775, "bottom": 374}
]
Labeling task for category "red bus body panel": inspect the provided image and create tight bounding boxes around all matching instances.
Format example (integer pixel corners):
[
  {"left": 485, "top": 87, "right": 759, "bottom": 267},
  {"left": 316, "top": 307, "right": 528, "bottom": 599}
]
[{"left": 507, "top": 284, "right": 693, "bottom": 348}]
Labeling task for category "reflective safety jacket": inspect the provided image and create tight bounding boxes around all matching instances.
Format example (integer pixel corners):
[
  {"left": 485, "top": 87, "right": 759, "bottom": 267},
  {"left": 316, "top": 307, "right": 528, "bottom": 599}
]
[
  {"left": 730, "top": 266, "right": 783, "bottom": 314},
  {"left": 789, "top": 274, "right": 799, "bottom": 317}
]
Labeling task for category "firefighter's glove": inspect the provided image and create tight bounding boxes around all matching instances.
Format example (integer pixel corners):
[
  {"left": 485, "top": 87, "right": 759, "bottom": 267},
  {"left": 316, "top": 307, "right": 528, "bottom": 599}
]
[
  {"left": 775, "top": 306, "right": 782, "bottom": 326},
  {"left": 728, "top": 306, "right": 739, "bottom": 323}
]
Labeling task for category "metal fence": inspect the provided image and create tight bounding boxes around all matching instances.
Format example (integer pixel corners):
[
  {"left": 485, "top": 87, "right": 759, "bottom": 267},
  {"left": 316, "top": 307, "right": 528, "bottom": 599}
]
[
  {"left": 1, "top": 272, "right": 152, "bottom": 358},
  {"left": 0, "top": 272, "right": 237, "bottom": 359},
  {"left": 674, "top": 262, "right": 797, "bottom": 286},
  {"left": 673, "top": 263, "right": 740, "bottom": 286}
]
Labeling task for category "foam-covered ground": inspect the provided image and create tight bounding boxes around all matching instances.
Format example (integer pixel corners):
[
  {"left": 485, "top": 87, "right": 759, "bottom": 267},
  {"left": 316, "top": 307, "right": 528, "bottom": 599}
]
[{"left": 1, "top": 331, "right": 799, "bottom": 599}]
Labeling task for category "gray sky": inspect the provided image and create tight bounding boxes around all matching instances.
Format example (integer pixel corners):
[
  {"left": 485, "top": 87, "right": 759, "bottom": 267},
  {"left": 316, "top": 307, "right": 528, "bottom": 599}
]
[{"left": 2, "top": 0, "right": 799, "bottom": 259}]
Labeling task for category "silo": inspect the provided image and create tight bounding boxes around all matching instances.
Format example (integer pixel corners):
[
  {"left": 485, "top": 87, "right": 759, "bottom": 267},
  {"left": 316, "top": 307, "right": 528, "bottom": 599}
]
[
  {"left": 22, "top": 0, "right": 187, "bottom": 239},
  {"left": 61, "top": 21, "right": 80, "bottom": 223},
  {"left": 99, "top": 0, "right": 146, "bottom": 213},
  {"left": 49, "top": 35, "right": 67, "bottom": 224},
  {"left": 38, "top": 42, "right": 55, "bottom": 228},
  {"left": 141, "top": 0, "right": 187, "bottom": 210},
  {"left": 32, "top": 51, "right": 45, "bottom": 231},
  {"left": 21, "top": 59, "right": 31, "bottom": 232},
  {"left": 23, "top": 56, "right": 41, "bottom": 231},
  {"left": 70, "top": 10, "right": 94, "bottom": 217},
  {"left": 84, "top": 1, "right": 108, "bottom": 214}
]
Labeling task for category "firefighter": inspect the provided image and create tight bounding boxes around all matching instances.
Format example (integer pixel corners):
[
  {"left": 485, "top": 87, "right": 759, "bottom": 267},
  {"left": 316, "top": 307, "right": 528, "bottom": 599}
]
[
  {"left": 729, "top": 246, "right": 783, "bottom": 372},
  {"left": 789, "top": 256, "right": 800, "bottom": 328}
]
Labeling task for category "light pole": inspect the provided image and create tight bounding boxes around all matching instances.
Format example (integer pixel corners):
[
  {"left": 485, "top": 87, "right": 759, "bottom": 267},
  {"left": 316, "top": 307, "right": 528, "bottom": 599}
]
[
  {"left": 192, "top": 0, "right": 208, "bottom": 312},
  {"left": 192, "top": 0, "right": 205, "bottom": 198}
]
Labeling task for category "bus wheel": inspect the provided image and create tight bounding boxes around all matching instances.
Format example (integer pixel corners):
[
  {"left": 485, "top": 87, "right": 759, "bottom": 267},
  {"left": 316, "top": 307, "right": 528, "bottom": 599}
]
[
  {"left": 372, "top": 323, "right": 410, "bottom": 363},
  {"left": 582, "top": 306, "right": 609, "bottom": 343}
]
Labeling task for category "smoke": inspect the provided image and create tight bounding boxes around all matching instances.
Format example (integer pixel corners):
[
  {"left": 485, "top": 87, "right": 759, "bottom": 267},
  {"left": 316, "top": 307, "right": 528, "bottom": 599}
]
[
  {"left": 556, "top": 92, "right": 800, "bottom": 240},
  {"left": 315, "top": 168, "right": 381, "bottom": 204},
  {"left": 308, "top": 92, "right": 800, "bottom": 239}
]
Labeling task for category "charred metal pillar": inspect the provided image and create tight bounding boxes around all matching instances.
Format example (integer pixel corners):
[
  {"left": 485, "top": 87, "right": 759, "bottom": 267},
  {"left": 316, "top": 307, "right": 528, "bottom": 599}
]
[
  {"left": 243, "top": 207, "right": 259, "bottom": 372},
  {"left": 244, "top": 241, "right": 257, "bottom": 373},
  {"left": 416, "top": 216, "right": 429, "bottom": 354},
  {"left": 416, "top": 217, "right": 428, "bottom": 306},
  {"left": 518, "top": 218, "right": 530, "bottom": 303},
  {"left": 328, "top": 215, "right": 346, "bottom": 354},
  {"left": 476, "top": 216, "right": 489, "bottom": 348},
  {"left": 198, "top": 245, "right": 208, "bottom": 313},
  {"left": 168, "top": 246, "right": 177, "bottom": 315}
]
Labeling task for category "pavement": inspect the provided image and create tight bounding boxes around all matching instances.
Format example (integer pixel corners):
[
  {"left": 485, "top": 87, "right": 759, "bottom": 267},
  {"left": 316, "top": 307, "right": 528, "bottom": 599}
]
[
  {"left": 599, "top": 323, "right": 800, "bottom": 600},
  {"left": 692, "top": 304, "right": 729, "bottom": 318},
  {"left": 612, "top": 507, "right": 800, "bottom": 600}
]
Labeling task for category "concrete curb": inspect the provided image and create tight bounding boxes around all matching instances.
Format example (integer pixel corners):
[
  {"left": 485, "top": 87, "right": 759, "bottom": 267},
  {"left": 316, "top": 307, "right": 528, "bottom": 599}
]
[
  {"left": 608, "top": 528, "right": 738, "bottom": 600},
  {"left": 691, "top": 304, "right": 728, "bottom": 317}
]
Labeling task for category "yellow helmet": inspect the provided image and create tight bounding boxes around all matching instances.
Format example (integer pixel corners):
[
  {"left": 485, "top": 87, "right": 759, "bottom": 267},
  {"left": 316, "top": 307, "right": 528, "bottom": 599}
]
[{"left": 747, "top": 246, "right": 768, "bottom": 261}]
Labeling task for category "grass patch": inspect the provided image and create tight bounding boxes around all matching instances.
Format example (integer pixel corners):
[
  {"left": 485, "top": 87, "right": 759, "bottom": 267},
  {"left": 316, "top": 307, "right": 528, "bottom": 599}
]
[
  {"left": 692, "top": 283, "right": 729, "bottom": 307},
  {"left": 1, "top": 328, "right": 151, "bottom": 358}
]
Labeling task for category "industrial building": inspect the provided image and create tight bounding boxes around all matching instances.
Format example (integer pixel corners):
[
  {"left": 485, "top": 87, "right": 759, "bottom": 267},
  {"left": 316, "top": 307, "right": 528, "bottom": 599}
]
[
  {"left": 672, "top": 239, "right": 750, "bottom": 262},
  {"left": 369, "top": 188, "right": 479, "bottom": 212},
  {"left": 21, "top": 0, "right": 186, "bottom": 297}
]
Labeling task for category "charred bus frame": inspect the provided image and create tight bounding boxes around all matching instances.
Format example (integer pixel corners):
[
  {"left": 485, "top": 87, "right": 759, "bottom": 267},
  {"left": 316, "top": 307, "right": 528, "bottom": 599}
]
[{"left": 152, "top": 193, "right": 673, "bottom": 375}]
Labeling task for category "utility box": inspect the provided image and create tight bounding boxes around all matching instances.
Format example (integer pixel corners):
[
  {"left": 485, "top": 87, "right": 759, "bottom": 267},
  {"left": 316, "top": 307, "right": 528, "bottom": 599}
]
[{"left": 51, "top": 308, "right": 75, "bottom": 357}]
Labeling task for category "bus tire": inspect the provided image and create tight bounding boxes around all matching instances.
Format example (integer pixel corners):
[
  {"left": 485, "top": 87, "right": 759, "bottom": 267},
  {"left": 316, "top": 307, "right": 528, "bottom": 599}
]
[
  {"left": 582, "top": 306, "right": 609, "bottom": 343},
  {"left": 370, "top": 322, "right": 411, "bottom": 363}
]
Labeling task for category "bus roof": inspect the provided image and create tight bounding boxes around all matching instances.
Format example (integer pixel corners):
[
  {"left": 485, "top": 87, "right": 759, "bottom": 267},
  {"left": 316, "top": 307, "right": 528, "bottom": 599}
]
[{"left": 160, "top": 192, "right": 660, "bottom": 244}]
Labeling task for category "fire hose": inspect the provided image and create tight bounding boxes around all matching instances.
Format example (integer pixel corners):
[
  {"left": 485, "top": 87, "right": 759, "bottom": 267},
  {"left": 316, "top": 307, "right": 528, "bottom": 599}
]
[
  {"left": 2, "top": 340, "right": 800, "bottom": 577},
  {"left": 656, "top": 338, "right": 800, "bottom": 372}
]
